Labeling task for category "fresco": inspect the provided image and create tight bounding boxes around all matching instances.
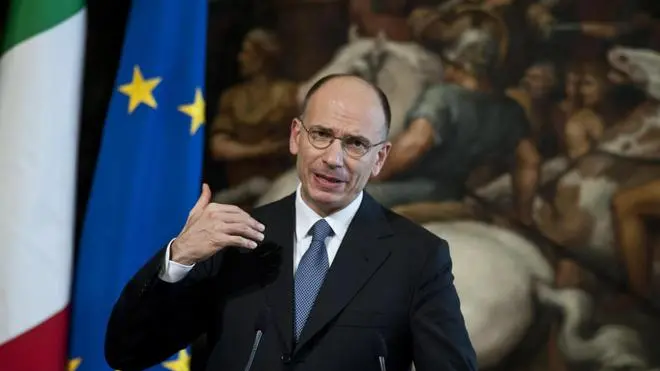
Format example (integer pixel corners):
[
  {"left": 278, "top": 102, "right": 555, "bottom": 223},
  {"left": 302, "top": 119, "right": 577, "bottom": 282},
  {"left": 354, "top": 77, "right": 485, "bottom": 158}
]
[{"left": 203, "top": 0, "right": 660, "bottom": 370}]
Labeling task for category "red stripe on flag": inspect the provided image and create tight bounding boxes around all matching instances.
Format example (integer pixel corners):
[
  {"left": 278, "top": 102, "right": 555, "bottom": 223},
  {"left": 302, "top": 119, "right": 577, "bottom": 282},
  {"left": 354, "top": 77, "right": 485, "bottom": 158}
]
[{"left": 0, "top": 307, "right": 70, "bottom": 371}]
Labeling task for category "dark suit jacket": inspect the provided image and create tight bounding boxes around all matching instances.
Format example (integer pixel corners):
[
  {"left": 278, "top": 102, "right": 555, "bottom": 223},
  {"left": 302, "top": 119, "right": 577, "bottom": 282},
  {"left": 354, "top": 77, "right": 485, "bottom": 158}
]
[{"left": 105, "top": 192, "right": 477, "bottom": 371}]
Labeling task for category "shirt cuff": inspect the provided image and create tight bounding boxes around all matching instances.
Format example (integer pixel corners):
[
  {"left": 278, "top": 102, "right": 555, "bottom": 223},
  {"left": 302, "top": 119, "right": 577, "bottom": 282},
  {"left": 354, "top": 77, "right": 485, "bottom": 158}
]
[{"left": 158, "top": 238, "right": 195, "bottom": 283}]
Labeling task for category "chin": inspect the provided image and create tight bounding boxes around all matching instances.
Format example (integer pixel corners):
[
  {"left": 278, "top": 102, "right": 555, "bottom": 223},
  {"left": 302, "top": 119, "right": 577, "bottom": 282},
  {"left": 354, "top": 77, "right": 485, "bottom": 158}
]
[
  {"left": 308, "top": 188, "right": 343, "bottom": 204},
  {"left": 303, "top": 185, "right": 345, "bottom": 209}
]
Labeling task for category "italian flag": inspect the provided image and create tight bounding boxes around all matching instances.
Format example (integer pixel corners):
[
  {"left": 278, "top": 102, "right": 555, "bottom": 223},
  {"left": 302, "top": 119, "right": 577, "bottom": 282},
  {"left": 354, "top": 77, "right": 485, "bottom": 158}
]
[{"left": 0, "top": 1, "right": 86, "bottom": 370}]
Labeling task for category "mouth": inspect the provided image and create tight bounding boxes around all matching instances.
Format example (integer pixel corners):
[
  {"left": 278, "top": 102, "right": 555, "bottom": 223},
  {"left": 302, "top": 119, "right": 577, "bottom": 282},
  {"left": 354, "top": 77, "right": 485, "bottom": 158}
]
[{"left": 313, "top": 172, "right": 346, "bottom": 184}]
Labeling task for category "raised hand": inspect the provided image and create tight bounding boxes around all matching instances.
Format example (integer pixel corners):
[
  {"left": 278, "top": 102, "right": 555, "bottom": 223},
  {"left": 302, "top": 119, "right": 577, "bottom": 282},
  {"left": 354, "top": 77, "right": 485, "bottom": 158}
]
[{"left": 170, "top": 183, "right": 265, "bottom": 265}]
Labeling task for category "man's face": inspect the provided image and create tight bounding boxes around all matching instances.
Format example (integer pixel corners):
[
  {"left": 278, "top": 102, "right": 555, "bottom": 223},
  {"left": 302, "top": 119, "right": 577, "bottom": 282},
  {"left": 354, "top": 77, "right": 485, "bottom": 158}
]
[
  {"left": 522, "top": 64, "right": 556, "bottom": 99},
  {"left": 289, "top": 78, "right": 391, "bottom": 215}
]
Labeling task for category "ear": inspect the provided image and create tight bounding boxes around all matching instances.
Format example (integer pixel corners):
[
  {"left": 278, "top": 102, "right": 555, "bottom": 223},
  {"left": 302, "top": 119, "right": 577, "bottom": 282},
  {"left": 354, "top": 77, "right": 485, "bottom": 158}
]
[
  {"left": 289, "top": 118, "right": 302, "bottom": 155},
  {"left": 370, "top": 142, "right": 392, "bottom": 177}
]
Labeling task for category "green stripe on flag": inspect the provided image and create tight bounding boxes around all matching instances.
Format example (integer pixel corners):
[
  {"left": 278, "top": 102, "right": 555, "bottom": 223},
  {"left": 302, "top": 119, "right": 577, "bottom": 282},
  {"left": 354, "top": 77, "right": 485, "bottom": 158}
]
[{"left": 1, "top": 0, "right": 84, "bottom": 55}]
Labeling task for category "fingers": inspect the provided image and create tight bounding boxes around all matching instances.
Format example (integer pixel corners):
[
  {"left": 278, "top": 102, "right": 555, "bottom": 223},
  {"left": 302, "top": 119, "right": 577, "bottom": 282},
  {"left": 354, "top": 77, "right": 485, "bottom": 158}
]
[
  {"left": 188, "top": 183, "right": 212, "bottom": 222},
  {"left": 206, "top": 204, "right": 265, "bottom": 231},
  {"left": 185, "top": 189, "right": 266, "bottom": 250},
  {"left": 227, "top": 235, "right": 259, "bottom": 249},
  {"left": 215, "top": 213, "right": 265, "bottom": 232},
  {"left": 221, "top": 221, "right": 265, "bottom": 244},
  {"left": 199, "top": 203, "right": 265, "bottom": 250}
]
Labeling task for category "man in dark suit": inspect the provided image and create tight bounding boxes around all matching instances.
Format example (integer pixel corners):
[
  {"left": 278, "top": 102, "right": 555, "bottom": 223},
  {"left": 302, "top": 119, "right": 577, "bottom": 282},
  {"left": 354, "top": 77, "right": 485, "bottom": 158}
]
[{"left": 105, "top": 74, "right": 477, "bottom": 371}]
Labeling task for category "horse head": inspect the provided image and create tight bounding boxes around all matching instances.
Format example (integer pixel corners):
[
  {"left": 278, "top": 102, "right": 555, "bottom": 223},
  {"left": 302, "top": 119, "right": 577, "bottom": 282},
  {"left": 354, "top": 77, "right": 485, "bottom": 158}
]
[{"left": 608, "top": 46, "right": 660, "bottom": 101}]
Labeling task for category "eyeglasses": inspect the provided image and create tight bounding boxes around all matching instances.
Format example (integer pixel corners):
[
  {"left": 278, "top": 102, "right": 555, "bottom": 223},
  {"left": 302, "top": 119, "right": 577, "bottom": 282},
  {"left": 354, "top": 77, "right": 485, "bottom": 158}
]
[{"left": 296, "top": 118, "right": 387, "bottom": 158}]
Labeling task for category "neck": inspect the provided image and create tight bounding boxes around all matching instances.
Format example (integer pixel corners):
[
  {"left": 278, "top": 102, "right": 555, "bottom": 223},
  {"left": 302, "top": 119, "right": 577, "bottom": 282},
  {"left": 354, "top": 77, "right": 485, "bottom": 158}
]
[{"left": 301, "top": 192, "right": 334, "bottom": 217}]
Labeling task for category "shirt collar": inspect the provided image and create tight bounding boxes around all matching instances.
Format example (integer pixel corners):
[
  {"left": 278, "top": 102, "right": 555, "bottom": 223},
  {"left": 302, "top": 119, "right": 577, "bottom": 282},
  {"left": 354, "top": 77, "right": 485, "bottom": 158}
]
[{"left": 294, "top": 183, "right": 363, "bottom": 241}]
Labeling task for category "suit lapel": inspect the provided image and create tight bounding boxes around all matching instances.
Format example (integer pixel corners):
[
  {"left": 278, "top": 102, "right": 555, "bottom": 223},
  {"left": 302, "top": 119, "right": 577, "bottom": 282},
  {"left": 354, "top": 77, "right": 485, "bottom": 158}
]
[
  {"left": 294, "top": 193, "right": 393, "bottom": 353},
  {"left": 260, "top": 194, "right": 296, "bottom": 354}
]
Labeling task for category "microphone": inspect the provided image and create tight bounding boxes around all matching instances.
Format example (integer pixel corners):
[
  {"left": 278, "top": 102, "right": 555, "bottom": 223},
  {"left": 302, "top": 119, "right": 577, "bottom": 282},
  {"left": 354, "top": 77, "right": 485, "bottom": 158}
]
[
  {"left": 375, "top": 332, "right": 388, "bottom": 371},
  {"left": 243, "top": 308, "right": 270, "bottom": 371}
]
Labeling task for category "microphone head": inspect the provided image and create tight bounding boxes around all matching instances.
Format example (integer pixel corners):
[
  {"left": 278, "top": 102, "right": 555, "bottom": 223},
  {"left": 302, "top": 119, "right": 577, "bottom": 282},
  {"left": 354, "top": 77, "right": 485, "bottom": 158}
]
[
  {"left": 375, "top": 332, "right": 387, "bottom": 357},
  {"left": 255, "top": 307, "right": 270, "bottom": 332}
]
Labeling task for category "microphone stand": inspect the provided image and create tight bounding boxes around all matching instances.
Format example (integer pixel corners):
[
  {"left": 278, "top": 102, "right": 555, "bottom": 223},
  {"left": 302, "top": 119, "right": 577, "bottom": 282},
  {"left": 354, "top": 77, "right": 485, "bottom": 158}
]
[{"left": 243, "top": 329, "right": 263, "bottom": 371}]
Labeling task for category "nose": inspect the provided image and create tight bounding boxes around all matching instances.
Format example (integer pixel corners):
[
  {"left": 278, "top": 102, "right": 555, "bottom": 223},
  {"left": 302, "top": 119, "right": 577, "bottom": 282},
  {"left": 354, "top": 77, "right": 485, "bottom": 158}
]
[{"left": 322, "top": 139, "right": 344, "bottom": 168}]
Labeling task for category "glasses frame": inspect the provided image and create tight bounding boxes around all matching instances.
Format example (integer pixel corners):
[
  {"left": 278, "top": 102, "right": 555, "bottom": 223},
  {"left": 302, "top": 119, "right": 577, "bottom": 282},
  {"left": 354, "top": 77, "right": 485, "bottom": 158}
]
[{"left": 296, "top": 117, "right": 387, "bottom": 158}]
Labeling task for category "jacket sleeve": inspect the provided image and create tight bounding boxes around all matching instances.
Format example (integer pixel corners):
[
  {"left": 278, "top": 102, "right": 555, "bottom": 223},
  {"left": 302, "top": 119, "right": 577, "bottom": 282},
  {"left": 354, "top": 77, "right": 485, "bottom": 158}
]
[
  {"left": 410, "top": 239, "right": 478, "bottom": 371},
  {"left": 104, "top": 245, "right": 224, "bottom": 371}
]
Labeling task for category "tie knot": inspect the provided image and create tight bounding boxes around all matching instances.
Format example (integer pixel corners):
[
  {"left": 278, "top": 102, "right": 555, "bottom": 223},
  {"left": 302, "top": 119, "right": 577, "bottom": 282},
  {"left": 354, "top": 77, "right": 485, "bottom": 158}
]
[{"left": 310, "top": 219, "right": 333, "bottom": 241}]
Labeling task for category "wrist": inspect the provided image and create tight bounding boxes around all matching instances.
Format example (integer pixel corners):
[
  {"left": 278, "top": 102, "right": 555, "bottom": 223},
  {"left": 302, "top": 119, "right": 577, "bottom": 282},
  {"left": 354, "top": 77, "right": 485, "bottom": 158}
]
[{"left": 170, "top": 239, "right": 196, "bottom": 266}]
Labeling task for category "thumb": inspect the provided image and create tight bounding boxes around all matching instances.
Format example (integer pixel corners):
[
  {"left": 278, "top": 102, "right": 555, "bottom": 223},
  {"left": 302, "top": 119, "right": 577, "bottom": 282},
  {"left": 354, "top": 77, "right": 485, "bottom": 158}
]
[{"left": 188, "top": 183, "right": 211, "bottom": 221}]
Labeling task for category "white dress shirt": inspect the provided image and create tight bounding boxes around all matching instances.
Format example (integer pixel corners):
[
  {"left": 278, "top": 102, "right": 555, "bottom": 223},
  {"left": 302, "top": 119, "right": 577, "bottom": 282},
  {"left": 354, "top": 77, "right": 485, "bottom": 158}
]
[
  {"left": 159, "top": 184, "right": 363, "bottom": 283},
  {"left": 292, "top": 184, "right": 362, "bottom": 274}
]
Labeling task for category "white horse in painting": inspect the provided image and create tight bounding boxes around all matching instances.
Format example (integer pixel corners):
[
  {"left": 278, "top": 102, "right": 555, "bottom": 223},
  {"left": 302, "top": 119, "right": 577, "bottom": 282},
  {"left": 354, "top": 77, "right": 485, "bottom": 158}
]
[
  {"left": 422, "top": 220, "right": 555, "bottom": 368},
  {"left": 425, "top": 220, "right": 656, "bottom": 370}
]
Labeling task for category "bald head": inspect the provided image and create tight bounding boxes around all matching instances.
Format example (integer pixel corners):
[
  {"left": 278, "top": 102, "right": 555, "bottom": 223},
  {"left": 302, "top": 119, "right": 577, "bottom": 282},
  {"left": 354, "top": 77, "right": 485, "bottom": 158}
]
[{"left": 300, "top": 74, "right": 391, "bottom": 135}]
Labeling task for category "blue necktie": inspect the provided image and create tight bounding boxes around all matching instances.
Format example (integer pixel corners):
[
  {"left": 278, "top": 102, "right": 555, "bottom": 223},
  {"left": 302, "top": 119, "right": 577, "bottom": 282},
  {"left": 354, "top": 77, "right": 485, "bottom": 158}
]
[{"left": 294, "top": 219, "right": 333, "bottom": 341}]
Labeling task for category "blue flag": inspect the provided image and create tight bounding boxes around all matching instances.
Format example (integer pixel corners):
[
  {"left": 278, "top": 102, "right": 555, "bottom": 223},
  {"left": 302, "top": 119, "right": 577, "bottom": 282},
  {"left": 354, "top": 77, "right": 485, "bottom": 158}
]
[{"left": 68, "top": 1, "right": 207, "bottom": 370}]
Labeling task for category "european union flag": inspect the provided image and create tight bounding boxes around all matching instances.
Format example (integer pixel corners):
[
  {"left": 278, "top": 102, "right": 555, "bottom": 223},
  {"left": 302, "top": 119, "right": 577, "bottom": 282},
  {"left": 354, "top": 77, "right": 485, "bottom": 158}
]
[{"left": 68, "top": 0, "right": 207, "bottom": 370}]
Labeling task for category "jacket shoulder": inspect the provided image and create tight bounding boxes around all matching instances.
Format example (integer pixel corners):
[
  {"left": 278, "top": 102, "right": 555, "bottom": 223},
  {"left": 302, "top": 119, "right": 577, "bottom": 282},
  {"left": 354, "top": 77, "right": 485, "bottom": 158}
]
[
  {"left": 382, "top": 207, "right": 449, "bottom": 250},
  {"left": 379, "top": 208, "right": 453, "bottom": 279}
]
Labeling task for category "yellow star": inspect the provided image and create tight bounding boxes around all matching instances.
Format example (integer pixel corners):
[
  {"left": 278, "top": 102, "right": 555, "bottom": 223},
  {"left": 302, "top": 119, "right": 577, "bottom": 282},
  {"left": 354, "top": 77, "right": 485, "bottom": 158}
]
[
  {"left": 118, "top": 65, "right": 162, "bottom": 114},
  {"left": 161, "top": 349, "right": 191, "bottom": 371},
  {"left": 178, "top": 88, "right": 205, "bottom": 135},
  {"left": 68, "top": 358, "right": 82, "bottom": 371}
]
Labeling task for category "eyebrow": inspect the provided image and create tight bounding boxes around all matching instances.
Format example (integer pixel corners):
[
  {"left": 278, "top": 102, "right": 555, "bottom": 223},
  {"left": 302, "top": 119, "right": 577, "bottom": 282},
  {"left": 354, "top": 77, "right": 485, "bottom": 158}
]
[
  {"left": 310, "top": 123, "right": 370, "bottom": 138},
  {"left": 313, "top": 125, "right": 372, "bottom": 141}
]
